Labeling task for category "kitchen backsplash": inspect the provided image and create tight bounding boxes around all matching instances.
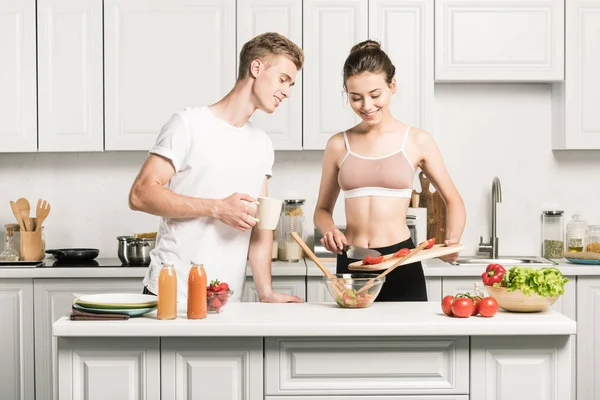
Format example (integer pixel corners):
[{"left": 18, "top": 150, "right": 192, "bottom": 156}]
[{"left": 1, "top": 84, "right": 599, "bottom": 258}]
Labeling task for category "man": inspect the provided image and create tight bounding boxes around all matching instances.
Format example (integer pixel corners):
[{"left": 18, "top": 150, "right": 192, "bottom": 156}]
[{"left": 129, "top": 32, "right": 304, "bottom": 303}]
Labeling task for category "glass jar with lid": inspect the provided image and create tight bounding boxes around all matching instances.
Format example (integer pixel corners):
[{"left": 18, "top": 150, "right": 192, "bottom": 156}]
[
  {"left": 542, "top": 210, "right": 564, "bottom": 259},
  {"left": 276, "top": 199, "right": 306, "bottom": 262},
  {"left": 566, "top": 212, "right": 588, "bottom": 252},
  {"left": 0, "top": 224, "right": 20, "bottom": 262},
  {"left": 586, "top": 225, "right": 600, "bottom": 253}
]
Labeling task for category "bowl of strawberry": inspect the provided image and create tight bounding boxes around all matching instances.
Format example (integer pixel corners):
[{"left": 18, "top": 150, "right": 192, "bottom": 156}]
[{"left": 206, "top": 280, "right": 233, "bottom": 314}]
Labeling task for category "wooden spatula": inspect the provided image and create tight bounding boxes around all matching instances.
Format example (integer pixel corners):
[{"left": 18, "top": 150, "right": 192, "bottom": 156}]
[
  {"left": 35, "top": 199, "right": 51, "bottom": 232},
  {"left": 17, "top": 198, "right": 34, "bottom": 231}
]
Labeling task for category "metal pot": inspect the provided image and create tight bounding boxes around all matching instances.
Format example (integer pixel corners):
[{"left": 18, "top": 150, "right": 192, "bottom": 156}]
[{"left": 117, "top": 236, "right": 156, "bottom": 265}]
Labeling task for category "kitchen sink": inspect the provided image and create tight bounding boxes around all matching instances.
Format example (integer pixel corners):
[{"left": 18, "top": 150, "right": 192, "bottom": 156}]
[{"left": 453, "top": 256, "right": 557, "bottom": 266}]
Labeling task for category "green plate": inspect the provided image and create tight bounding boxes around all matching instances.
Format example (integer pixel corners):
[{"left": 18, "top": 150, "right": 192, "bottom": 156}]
[
  {"left": 73, "top": 303, "right": 156, "bottom": 317},
  {"left": 74, "top": 293, "right": 157, "bottom": 309}
]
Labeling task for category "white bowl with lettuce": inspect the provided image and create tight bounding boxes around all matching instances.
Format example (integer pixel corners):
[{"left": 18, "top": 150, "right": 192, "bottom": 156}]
[{"left": 484, "top": 266, "right": 569, "bottom": 312}]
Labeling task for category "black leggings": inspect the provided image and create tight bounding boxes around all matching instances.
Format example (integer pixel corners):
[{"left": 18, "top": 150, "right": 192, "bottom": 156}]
[{"left": 336, "top": 237, "right": 428, "bottom": 302}]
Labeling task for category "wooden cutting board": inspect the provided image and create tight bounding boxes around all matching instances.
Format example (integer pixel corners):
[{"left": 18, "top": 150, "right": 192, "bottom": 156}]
[
  {"left": 413, "top": 171, "right": 447, "bottom": 244},
  {"left": 347, "top": 244, "right": 465, "bottom": 271}
]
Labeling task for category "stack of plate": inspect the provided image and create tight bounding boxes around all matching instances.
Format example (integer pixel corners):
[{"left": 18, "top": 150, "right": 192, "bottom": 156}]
[{"left": 73, "top": 293, "right": 157, "bottom": 317}]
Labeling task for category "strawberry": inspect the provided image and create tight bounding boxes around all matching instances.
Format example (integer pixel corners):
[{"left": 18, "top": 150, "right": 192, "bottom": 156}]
[
  {"left": 209, "top": 279, "right": 223, "bottom": 292},
  {"left": 209, "top": 297, "right": 222, "bottom": 311},
  {"left": 219, "top": 282, "right": 229, "bottom": 292}
]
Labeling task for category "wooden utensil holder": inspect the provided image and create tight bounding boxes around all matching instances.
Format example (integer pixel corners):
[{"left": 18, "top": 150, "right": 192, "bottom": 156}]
[{"left": 20, "top": 230, "right": 44, "bottom": 261}]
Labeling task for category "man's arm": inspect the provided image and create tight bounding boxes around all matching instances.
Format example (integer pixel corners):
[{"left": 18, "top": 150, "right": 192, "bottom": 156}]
[
  {"left": 248, "top": 177, "right": 304, "bottom": 303},
  {"left": 129, "top": 153, "right": 258, "bottom": 231}
]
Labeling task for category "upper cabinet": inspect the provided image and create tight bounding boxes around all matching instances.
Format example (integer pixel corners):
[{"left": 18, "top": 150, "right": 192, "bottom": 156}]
[
  {"left": 37, "top": 0, "right": 103, "bottom": 152},
  {"left": 552, "top": 0, "right": 600, "bottom": 150},
  {"left": 302, "top": 0, "right": 367, "bottom": 150},
  {"left": 369, "top": 0, "right": 434, "bottom": 133},
  {"left": 0, "top": 0, "right": 37, "bottom": 152},
  {"left": 104, "top": 0, "right": 236, "bottom": 151},
  {"left": 237, "top": 0, "right": 303, "bottom": 151},
  {"left": 435, "top": 0, "right": 564, "bottom": 82}
]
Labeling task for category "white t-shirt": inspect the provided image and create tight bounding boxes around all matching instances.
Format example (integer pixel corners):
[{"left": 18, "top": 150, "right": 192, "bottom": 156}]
[{"left": 143, "top": 106, "right": 274, "bottom": 303}]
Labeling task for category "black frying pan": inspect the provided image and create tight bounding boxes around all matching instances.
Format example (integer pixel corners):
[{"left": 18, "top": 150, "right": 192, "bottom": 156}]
[{"left": 46, "top": 248, "right": 99, "bottom": 261}]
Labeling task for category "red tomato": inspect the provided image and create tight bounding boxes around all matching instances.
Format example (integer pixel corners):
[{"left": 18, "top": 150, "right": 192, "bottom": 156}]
[
  {"left": 393, "top": 248, "right": 411, "bottom": 258},
  {"left": 441, "top": 295, "right": 455, "bottom": 316},
  {"left": 362, "top": 255, "right": 385, "bottom": 265},
  {"left": 419, "top": 238, "right": 436, "bottom": 250},
  {"left": 471, "top": 296, "right": 482, "bottom": 316},
  {"left": 477, "top": 297, "right": 499, "bottom": 317},
  {"left": 451, "top": 298, "right": 474, "bottom": 318}
]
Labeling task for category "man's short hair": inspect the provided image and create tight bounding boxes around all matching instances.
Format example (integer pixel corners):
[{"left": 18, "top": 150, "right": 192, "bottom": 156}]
[{"left": 238, "top": 32, "right": 304, "bottom": 81}]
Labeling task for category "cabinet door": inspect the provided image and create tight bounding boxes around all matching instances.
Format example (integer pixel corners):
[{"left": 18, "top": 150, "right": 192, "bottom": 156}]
[
  {"left": 369, "top": 0, "right": 434, "bottom": 132},
  {"left": 161, "top": 337, "right": 263, "bottom": 400},
  {"left": 34, "top": 278, "right": 142, "bottom": 400},
  {"left": 435, "top": 0, "right": 564, "bottom": 82},
  {"left": 577, "top": 277, "right": 600, "bottom": 400},
  {"left": 306, "top": 276, "right": 335, "bottom": 303},
  {"left": 243, "top": 276, "right": 306, "bottom": 302},
  {"left": 302, "top": 0, "right": 367, "bottom": 150},
  {"left": 471, "top": 335, "right": 572, "bottom": 400},
  {"left": 552, "top": 0, "right": 600, "bottom": 149},
  {"left": 237, "top": 0, "right": 302, "bottom": 150},
  {"left": 0, "top": 0, "right": 37, "bottom": 152},
  {"left": 441, "top": 276, "right": 481, "bottom": 297},
  {"left": 0, "top": 279, "right": 34, "bottom": 400},
  {"left": 37, "top": 0, "right": 103, "bottom": 152},
  {"left": 57, "top": 337, "right": 160, "bottom": 400},
  {"left": 104, "top": 0, "right": 236, "bottom": 150}
]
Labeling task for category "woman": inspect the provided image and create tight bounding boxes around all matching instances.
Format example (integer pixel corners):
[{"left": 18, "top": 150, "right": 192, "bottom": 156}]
[{"left": 314, "top": 40, "right": 466, "bottom": 301}]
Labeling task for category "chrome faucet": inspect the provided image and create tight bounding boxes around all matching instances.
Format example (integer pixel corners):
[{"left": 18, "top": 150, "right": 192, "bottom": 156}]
[{"left": 479, "top": 177, "right": 502, "bottom": 259}]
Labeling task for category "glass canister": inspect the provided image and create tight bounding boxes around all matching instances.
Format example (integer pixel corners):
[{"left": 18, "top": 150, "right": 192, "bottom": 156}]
[
  {"left": 276, "top": 199, "right": 306, "bottom": 262},
  {"left": 0, "top": 224, "right": 20, "bottom": 261},
  {"left": 566, "top": 212, "right": 588, "bottom": 252},
  {"left": 586, "top": 225, "right": 600, "bottom": 253},
  {"left": 542, "top": 210, "right": 564, "bottom": 258}
]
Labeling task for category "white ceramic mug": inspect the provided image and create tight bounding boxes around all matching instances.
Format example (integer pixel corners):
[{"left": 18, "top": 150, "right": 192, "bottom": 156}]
[{"left": 247, "top": 197, "right": 283, "bottom": 230}]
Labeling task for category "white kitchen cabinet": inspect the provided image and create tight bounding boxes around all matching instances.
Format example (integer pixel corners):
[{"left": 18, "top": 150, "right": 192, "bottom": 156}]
[
  {"left": 161, "top": 337, "right": 263, "bottom": 400},
  {"left": 435, "top": 0, "right": 564, "bottom": 82},
  {"left": 104, "top": 0, "right": 236, "bottom": 151},
  {"left": 369, "top": 0, "right": 434, "bottom": 132},
  {"left": 37, "top": 0, "right": 103, "bottom": 152},
  {"left": 576, "top": 276, "right": 600, "bottom": 400},
  {"left": 441, "top": 276, "right": 481, "bottom": 297},
  {"left": 242, "top": 276, "right": 306, "bottom": 302},
  {"left": 34, "top": 278, "right": 142, "bottom": 400},
  {"left": 0, "top": 279, "right": 35, "bottom": 400},
  {"left": 0, "top": 0, "right": 37, "bottom": 152},
  {"left": 237, "top": 0, "right": 303, "bottom": 150},
  {"left": 302, "top": 0, "right": 367, "bottom": 150},
  {"left": 57, "top": 337, "right": 160, "bottom": 400},
  {"left": 552, "top": 0, "right": 600, "bottom": 150},
  {"left": 265, "top": 337, "right": 469, "bottom": 395},
  {"left": 266, "top": 397, "right": 468, "bottom": 400},
  {"left": 471, "top": 335, "right": 572, "bottom": 400}
]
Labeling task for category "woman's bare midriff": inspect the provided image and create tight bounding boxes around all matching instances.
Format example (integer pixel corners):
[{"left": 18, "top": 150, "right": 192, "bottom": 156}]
[{"left": 344, "top": 196, "right": 412, "bottom": 248}]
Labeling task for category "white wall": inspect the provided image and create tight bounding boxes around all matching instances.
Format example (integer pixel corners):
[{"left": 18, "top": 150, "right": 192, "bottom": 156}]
[{"left": 1, "top": 83, "right": 599, "bottom": 258}]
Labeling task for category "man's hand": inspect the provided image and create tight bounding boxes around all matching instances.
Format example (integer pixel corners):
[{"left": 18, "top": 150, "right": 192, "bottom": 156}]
[
  {"left": 260, "top": 291, "right": 304, "bottom": 303},
  {"left": 213, "top": 192, "right": 258, "bottom": 231},
  {"left": 439, "top": 237, "right": 461, "bottom": 263}
]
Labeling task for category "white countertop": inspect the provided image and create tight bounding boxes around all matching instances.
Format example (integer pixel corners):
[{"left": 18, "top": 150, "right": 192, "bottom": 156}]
[
  {"left": 306, "top": 259, "right": 600, "bottom": 277},
  {"left": 53, "top": 302, "right": 576, "bottom": 338},
  {"left": 0, "top": 258, "right": 307, "bottom": 278}
]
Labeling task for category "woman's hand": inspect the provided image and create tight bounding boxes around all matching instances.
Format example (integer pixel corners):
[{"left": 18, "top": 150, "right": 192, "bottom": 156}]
[
  {"left": 439, "top": 237, "right": 461, "bottom": 263},
  {"left": 321, "top": 228, "right": 348, "bottom": 255}
]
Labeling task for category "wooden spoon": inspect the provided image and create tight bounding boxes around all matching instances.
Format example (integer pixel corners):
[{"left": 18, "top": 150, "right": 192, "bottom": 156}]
[
  {"left": 356, "top": 240, "right": 429, "bottom": 295},
  {"left": 35, "top": 199, "right": 51, "bottom": 232},
  {"left": 17, "top": 198, "right": 34, "bottom": 231},
  {"left": 290, "top": 232, "right": 344, "bottom": 295},
  {"left": 9, "top": 201, "right": 26, "bottom": 231}
]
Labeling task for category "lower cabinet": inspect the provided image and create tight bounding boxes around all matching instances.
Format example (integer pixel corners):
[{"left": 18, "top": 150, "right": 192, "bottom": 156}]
[
  {"left": 0, "top": 279, "right": 35, "bottom": 400},
  {"left": 33, "top": 278, "right": 142, "bottom": 400},
  {"left": 161, "top": 337, "right": 263, "bottom": 399},
  {"left": 264, "top": 337, "right": 469, "bottom": 396},
  {"left": 56, "top": 337, "right": 160, "bottom": 400},
  {"left": 471, "top": 335, "right": 572, "bottom": 400},
  {"left": 242, "top": 276, "right": 306, "bottom": 302},
  {"left": 266, "top": 397, "right": 468, "bottom": 400},
  {"left": 577, "top": 276, "right": 600, "bottom": 400}
]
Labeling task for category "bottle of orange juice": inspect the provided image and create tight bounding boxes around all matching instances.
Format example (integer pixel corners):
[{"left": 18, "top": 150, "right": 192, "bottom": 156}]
[
  {"left": 157, "top": 262, "right": 177, "bottom": 320},
  {"left": 188, "top": 262, "right": 207, "bottom": 319}
]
